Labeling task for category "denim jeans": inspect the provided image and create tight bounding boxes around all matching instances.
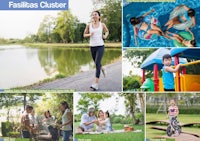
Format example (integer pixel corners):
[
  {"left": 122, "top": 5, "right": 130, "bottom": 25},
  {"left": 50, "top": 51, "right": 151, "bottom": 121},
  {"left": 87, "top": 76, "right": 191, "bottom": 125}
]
[{"left": 62, "top": 130, "right": 72, "bottom": 141}]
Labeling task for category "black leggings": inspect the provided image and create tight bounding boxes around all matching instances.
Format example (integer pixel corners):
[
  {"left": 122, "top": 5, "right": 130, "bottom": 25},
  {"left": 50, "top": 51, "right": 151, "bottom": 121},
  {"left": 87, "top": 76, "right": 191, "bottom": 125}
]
[{"left": 90, "top": 45, "right": 104, "bottom": 78}]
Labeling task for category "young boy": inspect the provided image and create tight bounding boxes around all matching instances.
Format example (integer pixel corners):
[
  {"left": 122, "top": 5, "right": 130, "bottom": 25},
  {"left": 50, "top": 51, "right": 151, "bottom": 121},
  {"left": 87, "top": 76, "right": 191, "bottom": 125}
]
[{"left": 162, "top": 54, "right": 181, "bottom": 91}]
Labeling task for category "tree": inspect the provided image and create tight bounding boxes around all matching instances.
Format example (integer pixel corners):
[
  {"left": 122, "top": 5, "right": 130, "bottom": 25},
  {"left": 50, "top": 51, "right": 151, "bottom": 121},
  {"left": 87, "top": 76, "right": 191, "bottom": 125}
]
[
  {"left": 74, "top": 23, "right": 87, "bottom": 43},
  {"left": 124, "top": 49, "right": 156, "bottom": 78},
  {"left": 0, "top": 94, "right": 22, "bottom": 121},
  {"left": 53, "top": 11, "right": 77, "bottom": 43},
  {"left": 76, "top": 93, "right": 111, "bottom": 114},
  {"left": 35, "top": 93, "right": 73, "bottom": 122},
  {"left": 122, "top": 93, "right": 139, "bottom": 124},
  {"left": 37, "top": 15, "right": 56, "bottom": 43},
  {"left": 99, "top": 0, "right": 121, "bottom": 41}
]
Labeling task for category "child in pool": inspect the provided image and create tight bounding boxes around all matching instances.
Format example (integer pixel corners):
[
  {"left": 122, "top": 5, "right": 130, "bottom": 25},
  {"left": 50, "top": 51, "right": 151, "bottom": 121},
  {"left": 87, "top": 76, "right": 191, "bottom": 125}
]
[
  {"left": 165, "top": 29, "right": 196, "bottom": 47},
  {"left": 130, "top": 9, "right": 165, "bottom": 46},
  {"left": 104, "top": 111, "right": 112, "bottom": 132},
  {"left": 162, "top": 54, "right": 181, "bottom": 91},
  {"left": 165, "top": 5, "right": 196, "bottom": 30}
]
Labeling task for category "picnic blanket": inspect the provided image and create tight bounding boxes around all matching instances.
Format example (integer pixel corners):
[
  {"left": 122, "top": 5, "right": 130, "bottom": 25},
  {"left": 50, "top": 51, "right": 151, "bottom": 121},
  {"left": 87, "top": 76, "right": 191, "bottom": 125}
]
[{"left": 82, "top": 129, "right": 143, "bottom": 134}]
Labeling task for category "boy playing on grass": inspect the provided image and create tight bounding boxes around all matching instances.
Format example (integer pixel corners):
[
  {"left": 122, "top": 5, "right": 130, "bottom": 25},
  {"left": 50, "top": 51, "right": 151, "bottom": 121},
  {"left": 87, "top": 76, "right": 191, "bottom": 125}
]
[{"left": 162, "top": 54, "right": 181, "bottom": 91}]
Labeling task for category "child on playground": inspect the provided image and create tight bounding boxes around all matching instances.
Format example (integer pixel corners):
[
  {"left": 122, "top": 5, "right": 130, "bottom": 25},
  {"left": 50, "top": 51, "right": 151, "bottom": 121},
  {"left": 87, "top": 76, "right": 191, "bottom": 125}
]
[
  {"left": 168, "top": 99, "right": 179, "bottom": 121},
  {"left": 168, "top": 99, "right": 180, "bottom": 136},
  {"left": 104, "top": 111, "right": 113, "bottom": 132},
  {"left": 162, "top": 54, "right": 181, "bottom": 91}
]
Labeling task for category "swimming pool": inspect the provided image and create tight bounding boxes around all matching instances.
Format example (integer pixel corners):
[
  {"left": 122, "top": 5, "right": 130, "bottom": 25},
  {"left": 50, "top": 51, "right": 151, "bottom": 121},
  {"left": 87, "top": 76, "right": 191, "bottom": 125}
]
[{"left": 123, "top": 0, "right": 200, "bottom": 47}]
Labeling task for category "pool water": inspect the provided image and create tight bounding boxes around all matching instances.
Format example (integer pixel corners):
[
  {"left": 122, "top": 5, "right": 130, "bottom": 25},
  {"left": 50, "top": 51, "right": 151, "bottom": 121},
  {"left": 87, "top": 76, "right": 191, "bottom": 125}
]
[{"left": 123, "top": 0, "right": 200, "bottom": 47}]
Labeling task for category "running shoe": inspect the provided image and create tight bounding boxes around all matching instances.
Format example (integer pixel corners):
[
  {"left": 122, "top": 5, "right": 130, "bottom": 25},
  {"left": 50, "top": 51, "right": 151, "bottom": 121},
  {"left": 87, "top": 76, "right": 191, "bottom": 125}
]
[{"left": 90, "top": 83, "right": 99, "bottom": 91}]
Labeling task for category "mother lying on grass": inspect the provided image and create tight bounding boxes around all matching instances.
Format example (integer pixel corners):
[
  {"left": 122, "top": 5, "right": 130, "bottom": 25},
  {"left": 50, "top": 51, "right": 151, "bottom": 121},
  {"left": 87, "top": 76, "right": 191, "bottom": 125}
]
[{"left": 75, "top": 107, "right": 112, "bottom": 134}]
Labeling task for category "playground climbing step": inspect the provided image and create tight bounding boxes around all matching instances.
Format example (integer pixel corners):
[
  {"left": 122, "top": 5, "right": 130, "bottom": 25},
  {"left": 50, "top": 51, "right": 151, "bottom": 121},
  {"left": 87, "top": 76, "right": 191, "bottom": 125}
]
[
  {"left": 154, "top": 133, "right": 200, "bottom": 141},
  {"left": 31, "top": 61, "right": 122, "bottom": 91},
  {"left": 150, "top": 126, "right": 200, "bottom": 139},
  {"left": 146, "top": 120, "right": 184, "bottom": 126}
]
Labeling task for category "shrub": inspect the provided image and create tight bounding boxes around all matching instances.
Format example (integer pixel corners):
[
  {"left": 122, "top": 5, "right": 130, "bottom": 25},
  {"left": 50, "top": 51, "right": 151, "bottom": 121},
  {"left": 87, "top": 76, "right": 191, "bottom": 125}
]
[
  {"left": 146, "top": 105, "right": 200, "bottom": 114},
  {"left": 8, "top": 132, "right": 21, "bottom": 138},
  {"left": 1, "top": 122, "right": 13, "bottom": 137},
  {"left": 112, "top": 117, "right": 122, "bottom": 123},
  {"left": 120, "top": 117, "right": 132, "bottom": 124}
]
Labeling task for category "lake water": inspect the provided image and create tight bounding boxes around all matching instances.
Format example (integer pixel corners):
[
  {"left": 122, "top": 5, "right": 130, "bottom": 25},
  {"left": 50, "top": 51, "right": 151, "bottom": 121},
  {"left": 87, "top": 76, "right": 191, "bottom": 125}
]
[{"left": 0, "top": 45, "right": 121, "bottom": 89}]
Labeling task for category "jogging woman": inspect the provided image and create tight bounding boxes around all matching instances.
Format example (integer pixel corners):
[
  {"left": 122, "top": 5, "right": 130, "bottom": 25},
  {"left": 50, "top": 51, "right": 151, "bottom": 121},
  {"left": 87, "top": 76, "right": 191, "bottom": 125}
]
[{"left": 84, "top": 10, "right": 109, "bottom": 91}]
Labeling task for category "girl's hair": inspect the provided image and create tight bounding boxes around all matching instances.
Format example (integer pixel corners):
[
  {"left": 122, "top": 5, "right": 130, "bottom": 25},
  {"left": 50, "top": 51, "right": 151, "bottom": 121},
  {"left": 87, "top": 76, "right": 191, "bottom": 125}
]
[
  {"left": 130, "top": 17, "right": 141, "bottom": 26},
  {"left": 190, "top": 40, "right": 196, "bottom": 47},
  {"left": 44, "top": 110, "right": 51, "bottom": 118},
  {"left": 61, "top": 101, "right": 69, "bottom": 114},
  {"left": 105, "top": 111, "right": 110, "bottom": 117},
  {"left": 93, "top": 10, "right": 101, "bottom": 21},
  {"left": 97, "top": 110, "right": 104, "bottom": 118},
  {"left": 188, "top": 9, "right": 195, "bottom": 17}
]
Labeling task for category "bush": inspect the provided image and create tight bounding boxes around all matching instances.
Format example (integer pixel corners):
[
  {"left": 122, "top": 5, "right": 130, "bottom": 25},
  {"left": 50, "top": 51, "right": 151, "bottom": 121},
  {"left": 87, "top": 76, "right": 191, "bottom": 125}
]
[
  {"left": 8, "top": 132, "right": 21, "bottom": 138},
  {"left": 135, "top": 112, "right": 144, "bottom": 123},
  {"left": 146, "top": 105, "right": 200, "bottom": 114},
  {"left": 123, "top": 75, "right": 142, "bottom": 91},
  {"left": 1, "top": 122, "right": 13, "bottom": 137},
  {"left": 120, "top": 117, "right": 132, "bottom": 124},
  {"left": 112, "top": 117, "right": 122, "bottom": 123},
  {"left": 74, "top": 114, "right": 81, "bottom": 122}
]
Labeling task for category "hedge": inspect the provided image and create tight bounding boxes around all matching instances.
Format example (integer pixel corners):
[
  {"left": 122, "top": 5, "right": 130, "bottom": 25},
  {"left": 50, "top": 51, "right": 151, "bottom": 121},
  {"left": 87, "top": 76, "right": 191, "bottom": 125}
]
[{"left": 146, "top": 105, "right": 200, "bottom": 114}]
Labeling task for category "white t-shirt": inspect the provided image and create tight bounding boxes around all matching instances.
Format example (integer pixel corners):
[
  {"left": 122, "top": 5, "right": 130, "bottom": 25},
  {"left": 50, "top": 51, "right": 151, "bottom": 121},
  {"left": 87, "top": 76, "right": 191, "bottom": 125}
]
[
  {"left": 29, "top": 114, "right": 38, "bottom": 125},
  {"left": 62, "top": 109, "right": 72, "bottom": 131},
  {"left": 80, "top": 113, "right": 96, "bottom": 131},
  {"left": 89, "top": 22, "right": 104, "bottom": 47},
  {"left": 105, "top": 118, "right": 112, "bottom": 127}
]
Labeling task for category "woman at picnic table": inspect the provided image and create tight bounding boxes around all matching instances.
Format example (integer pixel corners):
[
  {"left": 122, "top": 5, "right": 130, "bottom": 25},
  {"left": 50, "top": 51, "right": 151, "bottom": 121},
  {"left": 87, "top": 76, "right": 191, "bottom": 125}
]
[{"left": 42, "top": 110, "right": 57, "bottom": 136}]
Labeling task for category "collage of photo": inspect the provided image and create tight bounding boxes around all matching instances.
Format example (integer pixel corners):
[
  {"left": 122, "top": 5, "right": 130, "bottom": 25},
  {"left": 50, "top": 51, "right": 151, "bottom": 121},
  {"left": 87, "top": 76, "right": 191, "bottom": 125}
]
[{"left": 0, "top": 0, "right": 200, "bottom": 141}]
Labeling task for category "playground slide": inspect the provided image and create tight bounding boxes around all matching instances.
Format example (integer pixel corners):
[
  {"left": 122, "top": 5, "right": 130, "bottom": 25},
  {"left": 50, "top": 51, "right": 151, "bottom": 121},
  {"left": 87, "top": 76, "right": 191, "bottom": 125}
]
[{"left": 180, "top": 75, "right": 200, "bottom": 91}]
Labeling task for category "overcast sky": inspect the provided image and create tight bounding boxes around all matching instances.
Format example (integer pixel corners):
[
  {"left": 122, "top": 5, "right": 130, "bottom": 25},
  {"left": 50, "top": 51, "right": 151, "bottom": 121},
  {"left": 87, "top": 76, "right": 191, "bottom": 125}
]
[{"left": 0, "top": 0, "right": 93, "bottom": 39}]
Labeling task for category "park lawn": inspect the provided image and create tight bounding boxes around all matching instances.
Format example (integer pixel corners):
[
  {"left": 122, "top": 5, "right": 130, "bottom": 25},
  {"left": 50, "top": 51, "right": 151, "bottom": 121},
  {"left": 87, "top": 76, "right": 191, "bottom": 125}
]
[
  {"left": 24, "top": 42, "right": 122, "bottom": 48},
  {"left": 0, "top": 138, "right": 64, "bottom": 141},
  {"left": 146, "top": 113, "right": 200, "bottom": 123},
  {"left": 74, "top": 122, "right": 144, "bottom": 141},
  {"left": 146, "top": 114, "right": 200, "bottom": 139}
]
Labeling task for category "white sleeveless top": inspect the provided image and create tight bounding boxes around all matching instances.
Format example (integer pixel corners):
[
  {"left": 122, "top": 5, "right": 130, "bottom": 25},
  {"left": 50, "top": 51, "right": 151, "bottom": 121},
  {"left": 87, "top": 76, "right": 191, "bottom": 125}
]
[
  {"left": 62, "top": 109, "right": 72, "bottom": 131},
  {"left": 89, "top": 22, "right": 104, "bottom": 47}
]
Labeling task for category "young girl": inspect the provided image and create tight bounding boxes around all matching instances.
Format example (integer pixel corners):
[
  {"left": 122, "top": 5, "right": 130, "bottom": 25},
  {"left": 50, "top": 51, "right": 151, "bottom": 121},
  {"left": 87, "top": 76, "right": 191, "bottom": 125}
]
[
  {"left": 83, "top": 10, "right": 109, "bottom": 91},
  {"left": 168, "top": 99, "right": 180, "bottom": 136},
  {"left": 165, "top": 29, "right": 196, "bottom": 47},
  {"left": 104, "top": 111, "right": 112, "bottom": 132},
  {"left": 168, "top": 99, "right": 179, "bottom": 121}
]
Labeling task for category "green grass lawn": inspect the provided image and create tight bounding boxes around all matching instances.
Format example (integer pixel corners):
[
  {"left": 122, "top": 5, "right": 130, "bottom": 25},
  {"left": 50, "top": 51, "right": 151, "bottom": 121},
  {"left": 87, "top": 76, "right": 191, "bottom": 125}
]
[
  {"left": 74, "top": 122, "right": 144, "bottom": 141},
  {"left": 146, "top": 113, "right": 200, "bottom": 139},
  {"left": 24, "top": 42, "right": 122, "bottom": 48},
  {"left": 146, "top": 113, "right": 200, "bottom": 123}
]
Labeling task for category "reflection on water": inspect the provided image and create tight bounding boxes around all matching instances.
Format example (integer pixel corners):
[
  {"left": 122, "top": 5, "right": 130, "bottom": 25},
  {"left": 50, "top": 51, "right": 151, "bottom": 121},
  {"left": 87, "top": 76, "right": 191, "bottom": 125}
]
[{"left": 0, "top": 45, "right": 121, "bottom": 89}]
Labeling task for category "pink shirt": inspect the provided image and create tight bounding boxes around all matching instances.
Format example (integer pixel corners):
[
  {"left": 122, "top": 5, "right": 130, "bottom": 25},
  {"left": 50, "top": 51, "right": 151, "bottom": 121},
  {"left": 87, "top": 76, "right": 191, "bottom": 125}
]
[{"left": 168, "top": 106, "right": 178, "bottom": 116}]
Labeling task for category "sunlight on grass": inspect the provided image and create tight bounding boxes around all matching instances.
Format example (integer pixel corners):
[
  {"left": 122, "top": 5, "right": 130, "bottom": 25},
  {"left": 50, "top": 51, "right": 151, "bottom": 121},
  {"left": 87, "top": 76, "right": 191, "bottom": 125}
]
[{"left": 74, "top": 123, "right": 144, "bottom": 141}]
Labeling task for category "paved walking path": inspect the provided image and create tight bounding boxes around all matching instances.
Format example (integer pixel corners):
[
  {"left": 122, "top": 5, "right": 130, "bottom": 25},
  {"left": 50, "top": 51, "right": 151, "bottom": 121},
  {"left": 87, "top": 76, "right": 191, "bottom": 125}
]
[
  {"left": 32, "top": 61, "right": 122, "bottom": 92},
  {"left": 150, "top": 126, "right": 200, "bottom": 141}
]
